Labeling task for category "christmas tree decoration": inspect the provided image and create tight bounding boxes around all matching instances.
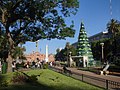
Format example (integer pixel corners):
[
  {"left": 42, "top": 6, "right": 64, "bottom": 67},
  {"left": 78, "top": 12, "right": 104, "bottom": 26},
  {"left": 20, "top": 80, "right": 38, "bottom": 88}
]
[{"left": 77, "top": 22, "right": 94, "bottom": 66}]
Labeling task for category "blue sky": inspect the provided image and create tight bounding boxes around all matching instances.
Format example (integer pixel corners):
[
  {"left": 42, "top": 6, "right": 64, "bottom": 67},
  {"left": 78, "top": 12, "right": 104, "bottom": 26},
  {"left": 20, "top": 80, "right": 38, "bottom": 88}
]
[{"left": 23, "top": 0, "right": 120, "bottom": 54}]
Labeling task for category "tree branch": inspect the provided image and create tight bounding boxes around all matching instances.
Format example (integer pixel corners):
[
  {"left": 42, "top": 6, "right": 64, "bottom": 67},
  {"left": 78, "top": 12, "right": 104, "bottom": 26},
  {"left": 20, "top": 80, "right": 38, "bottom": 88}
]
[{"left": 11, "top": 0, "right": 23, "bottom": 11}]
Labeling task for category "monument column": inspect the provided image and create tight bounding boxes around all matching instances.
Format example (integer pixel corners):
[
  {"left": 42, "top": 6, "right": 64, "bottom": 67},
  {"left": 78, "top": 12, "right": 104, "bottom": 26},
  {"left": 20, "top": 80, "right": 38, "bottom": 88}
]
[{"left": 45, "top": 45, "right": 48, "bottom": 62}]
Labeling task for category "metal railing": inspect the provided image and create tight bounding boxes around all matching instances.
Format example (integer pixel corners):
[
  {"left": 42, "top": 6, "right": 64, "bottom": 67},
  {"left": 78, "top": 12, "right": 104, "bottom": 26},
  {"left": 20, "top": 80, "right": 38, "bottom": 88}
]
[{"left": 49, "top": 66, "right": 120, "bottom": 90}]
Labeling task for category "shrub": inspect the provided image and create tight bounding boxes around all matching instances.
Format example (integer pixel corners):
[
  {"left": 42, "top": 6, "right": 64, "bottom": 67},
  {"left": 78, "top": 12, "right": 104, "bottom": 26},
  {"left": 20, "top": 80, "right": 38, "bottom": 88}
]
[
  {"left": 95, "top": 61, "right": 101, "bottom": 67},
  {"left": 0, "top": 80, "right": 8, "bottom": 87},
  {"left": 11, "top": 71, "right": 28, "bottom": 84},
  {"left": 43, "top": 63, "right": 48, "bottom": 69},
  {"left": 16, "top": 62, "right": 25, "bottom": 69},
  {"left": 0, "top": 75, "right": 8, "bottom": 87},
  {"left": 114, "top": 58, "right": 120, "bottom": 66},
  {"left": 26, "top": 74, "right": 39, "bottom": 84}
]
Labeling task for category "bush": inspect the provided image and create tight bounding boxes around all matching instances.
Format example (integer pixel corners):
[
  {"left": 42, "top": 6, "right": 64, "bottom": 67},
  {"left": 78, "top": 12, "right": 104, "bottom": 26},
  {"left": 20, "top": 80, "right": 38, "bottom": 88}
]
[
  {"left": 27, "top": 75, "right": 39, "bottom": 84},
  {"left": 0, "top": 75, "right": 8, "bottom": 87},
  {"left": 0, "top": 80, "right": 8, "bottom": 87},
  {"left": 114, "top": 58, "right": 120, "bottom": 66},
  {"left": 43, "top": 63, "right": 48, "bottom": 69},
  {"left": 16, "top": 62, "right": 25, "bottom": 69},
  {"left": 108, "top": 65, "right": 120, "bottom": 72},
  {"left": 11, "top": 71, "right": 28, "bottom": 84},
  {"left": 95, "top": 61, "right": 101, "bottom": 67}
]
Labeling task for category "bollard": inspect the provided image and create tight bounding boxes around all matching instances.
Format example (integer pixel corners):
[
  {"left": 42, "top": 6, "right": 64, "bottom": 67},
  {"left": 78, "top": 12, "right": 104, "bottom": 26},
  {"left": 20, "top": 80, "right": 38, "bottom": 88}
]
[
  {"left": 106, "top": 80, "right": 108, "bottom": 90},
  {"left": 82, "top": 74, "right": 84, "bottom": 81}
]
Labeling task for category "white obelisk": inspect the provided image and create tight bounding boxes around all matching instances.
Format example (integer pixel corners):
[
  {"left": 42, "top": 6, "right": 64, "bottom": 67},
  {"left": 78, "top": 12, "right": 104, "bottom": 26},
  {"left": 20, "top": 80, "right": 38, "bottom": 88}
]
[{"left": 45, "top": 45, "right": 48, "bottom": 62}]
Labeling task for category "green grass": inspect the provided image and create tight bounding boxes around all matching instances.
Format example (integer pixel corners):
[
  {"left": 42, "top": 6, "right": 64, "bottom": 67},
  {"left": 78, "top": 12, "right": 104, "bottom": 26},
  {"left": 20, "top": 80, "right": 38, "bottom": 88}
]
[{"left": 0, "top": 69, "right": 104, "bottom": 90}]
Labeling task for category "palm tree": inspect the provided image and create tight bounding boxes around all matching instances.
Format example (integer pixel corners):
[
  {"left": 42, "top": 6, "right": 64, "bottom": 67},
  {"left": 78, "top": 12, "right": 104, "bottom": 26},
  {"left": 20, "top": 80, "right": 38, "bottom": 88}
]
[
  {"left": 107, "top": 19, "right": 120, "bottom": 38},
  {"left": 107, "top": 19, "right": 120, "bottom": 62}
]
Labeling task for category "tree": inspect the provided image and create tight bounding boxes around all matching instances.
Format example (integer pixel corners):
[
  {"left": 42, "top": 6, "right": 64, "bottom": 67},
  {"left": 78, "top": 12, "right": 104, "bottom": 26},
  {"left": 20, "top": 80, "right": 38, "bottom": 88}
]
[
  {"left": 107, "top": 19, "right": 120, "bottom": 37},
  {"left": 91, "top": 38, "right": 113, "bottom": 63},
  {"left": 0, "top": 30, "right": 9, "bottom": 61},
  {"left": 91, "top": 19, "right": 120, "bottom": 65},
  {"left": 107, "top": 19, "right": 120, "bottom": 64},
  {"left": 0, "top": 0, "right": 79, "bottom": 72},
  {"left": 12, "top": 45, "right": 26, "bottom": 60},
  {"left": 55, "top": 42, "right": 76, "bottom": 62},
  {"left": 77, "top": 22, "right": 94, "bottom": 66}
]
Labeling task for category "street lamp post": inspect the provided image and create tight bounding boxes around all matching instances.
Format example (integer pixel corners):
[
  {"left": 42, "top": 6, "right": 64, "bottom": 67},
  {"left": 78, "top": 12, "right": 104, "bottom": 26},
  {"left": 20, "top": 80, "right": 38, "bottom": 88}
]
[
  {"left": 69, "top": 51, "right": 72, "bottom": 67},
  {"left": 69, "top": 51, "right": 72, "bottom": 56},
  {"left": 66, "top": 47, "right": 69, "bottom": 67},
  {"left": 100, "top": 43, "right": 104, "bottom": 64}
]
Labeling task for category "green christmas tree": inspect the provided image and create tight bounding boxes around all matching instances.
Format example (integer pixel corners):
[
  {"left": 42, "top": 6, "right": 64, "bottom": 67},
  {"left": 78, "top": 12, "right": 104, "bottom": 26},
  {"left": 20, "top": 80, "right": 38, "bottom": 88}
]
[{"left": 77, "top": 22, "right": 94, "bottom": 66}]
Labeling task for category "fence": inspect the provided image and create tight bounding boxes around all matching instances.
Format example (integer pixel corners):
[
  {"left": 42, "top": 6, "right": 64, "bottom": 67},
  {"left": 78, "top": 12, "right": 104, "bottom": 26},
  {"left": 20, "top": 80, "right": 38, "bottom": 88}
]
[{"left": 49, "top": 66, "right": 120, "bottom": 90}]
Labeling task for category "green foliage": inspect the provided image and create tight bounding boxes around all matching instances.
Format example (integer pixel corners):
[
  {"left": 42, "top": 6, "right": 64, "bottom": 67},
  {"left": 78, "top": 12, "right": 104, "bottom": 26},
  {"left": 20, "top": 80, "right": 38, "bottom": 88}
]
[
  {"left": 55, "top": 42, "right": 77, "bottom": 61},
  {"left": 11, "top": 71, "right": 28, "bottom": 84},
  {"left": 108, "top": 64, "right": 120, "bottom": 72},
  {"left": 91, "top": 19, "right": 120, "bottom": 65},
  {"left": 28, "top": 75, "right": 38, "bottom": 82},
  {"left": 12, "top": 46, "right": 26, "bottom": 59},
  {"left": 43, "top": 63, "right": 49, "bottom": 69},
  {"left": 107, "top": 19, "right": 120, "bottom": 64},
  {"left": 0, "top": 0, "right": 79, "bottom": 43},
  {"left": 0, "top": 0, "right": 79, "bottom": 72},
  {"left": 0, "top": 69, "right": 103, "bottom": 90},
  {"left": 95, "top": 61, "right": 101, "bottom": 67},
  {"left": 114, "top": 57, "right": 120, "bottom": 66},
  {"left": 0, "top": 31, "right": 9, "bottom": 60},
  {"left": 11, "top": 71, "right": 40, "bottom": 84},
  {"left": 16, "top": 62, "right": 25, "bottom": 69},
  {"left": 0, "top": 74, "right": 8, "bottom": 87},
  {"left": 0, "top": 80, "right": 8, "bottom": 87},
  {"left": 0, "top": 31, "right": 26, "bottom": 60},
  {"left": 107, "top": 19, "right": 120, "bottom": 37}
]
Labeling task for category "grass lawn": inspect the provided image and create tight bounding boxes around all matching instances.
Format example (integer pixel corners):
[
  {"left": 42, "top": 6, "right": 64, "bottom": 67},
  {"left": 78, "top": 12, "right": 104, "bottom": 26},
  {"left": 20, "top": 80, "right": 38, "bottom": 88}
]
[{"left": 0, "top": 69, "right": 104, "bottom": 90}]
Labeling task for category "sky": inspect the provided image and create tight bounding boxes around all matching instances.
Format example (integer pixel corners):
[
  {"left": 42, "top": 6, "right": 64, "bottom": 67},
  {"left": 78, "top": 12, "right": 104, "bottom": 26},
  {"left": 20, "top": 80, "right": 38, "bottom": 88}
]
[{"left": 23, "top": 0, "right": 120, "bottom": 55}]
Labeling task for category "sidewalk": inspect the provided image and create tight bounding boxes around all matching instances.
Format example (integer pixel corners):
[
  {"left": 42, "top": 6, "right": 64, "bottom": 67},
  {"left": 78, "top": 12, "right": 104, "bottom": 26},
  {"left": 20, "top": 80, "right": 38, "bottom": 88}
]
[{"left": 54, "top": 66, "right": 120, "bottom": 82}]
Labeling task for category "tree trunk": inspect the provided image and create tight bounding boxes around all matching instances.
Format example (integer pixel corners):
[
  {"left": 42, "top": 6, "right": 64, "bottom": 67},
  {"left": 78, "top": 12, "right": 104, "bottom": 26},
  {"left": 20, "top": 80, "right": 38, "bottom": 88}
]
[
  {"left": 2, "top": 9, "right": 15, "bottom": 73},
  {"left": 6, "top": 53, "right": 13, "bottom": 72},
  {"left": 6, "top": 31, "right": 15, "bottom": 73}
]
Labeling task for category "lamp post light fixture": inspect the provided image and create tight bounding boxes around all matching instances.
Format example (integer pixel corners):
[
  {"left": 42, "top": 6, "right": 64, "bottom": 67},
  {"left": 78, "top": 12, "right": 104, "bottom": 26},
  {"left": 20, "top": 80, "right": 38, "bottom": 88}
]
[{"left": 100, "top": 42, "right": 104, "bottom": 64}]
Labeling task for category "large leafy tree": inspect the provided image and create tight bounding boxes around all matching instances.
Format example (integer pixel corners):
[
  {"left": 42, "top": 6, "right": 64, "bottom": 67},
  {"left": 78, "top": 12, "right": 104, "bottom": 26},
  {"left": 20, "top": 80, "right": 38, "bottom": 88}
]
[
  {"left": 0, "top": 30, "right": 9, "bottom": 61},
  {"left": 91, "top": 38, "right": 113, "bottom": 63},
  {"left": 107, "top": 19, "right": 120, "bottom": 37},
  {"left": 0, "top": 0, "right": 79, "bottom": 72},
  {"left": 107, "top": 19, "right": 120, "bottom": 65},
  {"left": 12, "top": 45, "right": 26, "bottom": 60},
  {"left": 107, "top": 19, "right": 120, "bottom": 55},
  {"left": 91, "top": 19, "right": 120, "bottom": 65},
  {"left": 55, "top": 42, "right": 77, "bottom": 62}
]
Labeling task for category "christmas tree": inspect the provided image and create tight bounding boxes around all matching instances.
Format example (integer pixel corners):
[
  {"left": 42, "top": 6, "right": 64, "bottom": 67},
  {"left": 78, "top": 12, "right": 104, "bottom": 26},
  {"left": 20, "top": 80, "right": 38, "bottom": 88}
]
[{"left": 77, "top": 22, "right": 94, "bottom": 66}]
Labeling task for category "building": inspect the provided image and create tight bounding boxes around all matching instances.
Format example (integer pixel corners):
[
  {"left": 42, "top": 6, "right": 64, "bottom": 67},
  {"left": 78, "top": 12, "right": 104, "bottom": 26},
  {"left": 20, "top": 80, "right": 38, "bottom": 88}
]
[
  {"left": 25, "top": 52, "right": 55, "bottom": 62},
  {"left": 72, "top": 31, "right": 110, "bottom": 48},
  {"left": 88, "top": 31, "right": 109, "bottom": 43},
  {"left": 48, "top": 54, "right": 55, "bottom": 62},
  {"left": 25, "top": 52, "right": 45, "bottom": 62}
]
